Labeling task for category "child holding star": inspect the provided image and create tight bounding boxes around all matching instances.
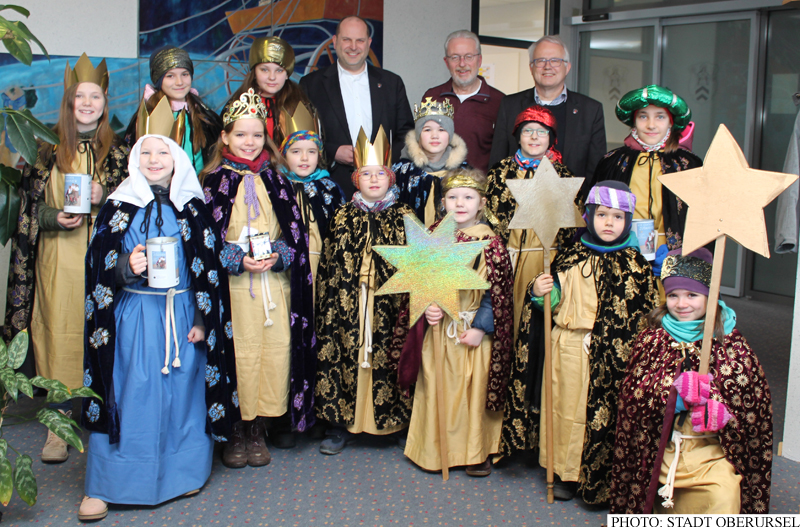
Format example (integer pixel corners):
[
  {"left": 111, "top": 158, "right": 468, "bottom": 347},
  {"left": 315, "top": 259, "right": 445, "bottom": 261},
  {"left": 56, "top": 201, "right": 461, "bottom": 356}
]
[
  {"left": 401, "top": 167, "right": 513, "bottom": 477},
  {"left": 501, "top": 181, "right": 658, "bottom": 505},
  {"left": 314, "top": 126, "right": 414, "bottom": 455},
  {"left": 610, "top": 248, "right": 772, "bottom": 515}
]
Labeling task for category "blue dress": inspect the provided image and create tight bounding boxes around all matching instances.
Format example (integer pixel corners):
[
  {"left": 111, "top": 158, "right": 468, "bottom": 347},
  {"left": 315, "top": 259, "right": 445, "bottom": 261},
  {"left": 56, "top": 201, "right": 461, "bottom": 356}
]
[{"left": 85, "top": 204, "right": 212, "bottom": 505}]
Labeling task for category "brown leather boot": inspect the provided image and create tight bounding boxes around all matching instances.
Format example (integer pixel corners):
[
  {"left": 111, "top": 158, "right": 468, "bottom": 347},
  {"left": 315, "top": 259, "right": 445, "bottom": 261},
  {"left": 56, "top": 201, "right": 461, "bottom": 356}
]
[
  {"left": 246, "top": 419, "right": 271, "bottom": 467},
  {"left": 221, "top": 420, "right": 247, "bottom": 469}
]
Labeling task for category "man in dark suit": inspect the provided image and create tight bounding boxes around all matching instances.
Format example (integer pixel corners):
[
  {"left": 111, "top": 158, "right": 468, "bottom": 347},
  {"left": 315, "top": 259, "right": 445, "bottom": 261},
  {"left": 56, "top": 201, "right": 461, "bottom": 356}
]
[
  {"left": 299, "top": 16, "right": 414, "bottom": 196},
  {"left": 489, "top": 35, "right": 606, "bottom": 181}
]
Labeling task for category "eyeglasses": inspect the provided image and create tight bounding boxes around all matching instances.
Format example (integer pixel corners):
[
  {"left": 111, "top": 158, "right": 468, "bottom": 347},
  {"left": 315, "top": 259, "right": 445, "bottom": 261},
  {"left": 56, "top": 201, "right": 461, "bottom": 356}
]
[
  {"left": 521, "top": 128, "right": 550, "bottom": 137},
  {"left": 359, "top": 171, "right": 388, "bottom": 180},
  {"left": 530, "top": 58, "right": 568, "bottom": 68},
  {"left": 446, "top": 53, "right": 480, "bottom": 64}
]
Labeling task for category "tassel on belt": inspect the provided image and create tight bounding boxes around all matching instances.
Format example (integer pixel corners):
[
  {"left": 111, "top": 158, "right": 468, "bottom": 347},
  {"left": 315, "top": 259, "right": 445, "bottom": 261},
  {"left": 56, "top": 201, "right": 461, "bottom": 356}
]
[
  {"left": 122, "top": 287, "right": 190, "bottom": 375},
  {"left": 446, "top": 310, "right": 477, "bottom": 346},
  {"left": 360, "top": 282, "right": 373, "bottom": 369},
  {"left": 657, "top": 429, "right": 718, "bottom": 508}
]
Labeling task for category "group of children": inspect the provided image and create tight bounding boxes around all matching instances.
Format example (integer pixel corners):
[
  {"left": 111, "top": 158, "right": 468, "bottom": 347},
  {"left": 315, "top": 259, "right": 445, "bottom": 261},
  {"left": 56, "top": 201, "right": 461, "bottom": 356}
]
[{"left": 3, "top": 38, "right": 773, "bottom": 521}]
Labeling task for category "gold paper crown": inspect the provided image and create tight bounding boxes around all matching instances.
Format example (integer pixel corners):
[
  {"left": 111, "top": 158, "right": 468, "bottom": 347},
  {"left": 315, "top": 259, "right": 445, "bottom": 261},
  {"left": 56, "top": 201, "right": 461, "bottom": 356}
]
[
  {"left": 442, "top": 173, "right": 487, "bottom": 194},
  {"left": 135, "top": 96, "right": 186, "bottom": 144},
  {"left": 279, "top": 102, "right": 319, "bottom": 138},
  {"left": 223, "top": 88, "right": 268, "bottom": 126},
  {"left": 354, "top": 126, "right": 391, "bottom": 169},
  {"left": 413, "top": 97, "right": 454, "bottom": 122},
  {"left": 249, "top": 36, "right": 295, "bottom": 76},
  {"left": 64, "top": 53, "right": 109, "bottom": 92}
]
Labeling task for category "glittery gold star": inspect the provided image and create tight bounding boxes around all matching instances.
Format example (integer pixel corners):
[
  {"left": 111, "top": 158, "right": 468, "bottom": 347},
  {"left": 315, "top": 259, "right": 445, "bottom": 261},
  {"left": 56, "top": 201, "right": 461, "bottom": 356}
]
[
  {"left": 659, "top": 124, "right": 797, "bottom": 258},
  {"left": 506, "top": 157, "right": 585, "bottom": 248},
  {"left": 373, "top": 212, "right": 489, "bottom": 325}
]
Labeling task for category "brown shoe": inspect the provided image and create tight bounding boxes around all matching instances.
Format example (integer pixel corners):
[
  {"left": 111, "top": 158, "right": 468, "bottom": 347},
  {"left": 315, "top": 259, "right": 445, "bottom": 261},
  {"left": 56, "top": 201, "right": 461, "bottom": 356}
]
[
  {"left": 78, "top": 495, "right": 108, "bottom": 521},
  {"left": 465, "top": 458, "right": 492, "bottom": 477},
  {"left": 221, "top": 421, "right": 247, "bottom": 469},
  {"left": 42, "top": 410, "right": 71, "bottom": 464},
  {"left": 246, "top": 419, "right": 271, "bottom": 467}
]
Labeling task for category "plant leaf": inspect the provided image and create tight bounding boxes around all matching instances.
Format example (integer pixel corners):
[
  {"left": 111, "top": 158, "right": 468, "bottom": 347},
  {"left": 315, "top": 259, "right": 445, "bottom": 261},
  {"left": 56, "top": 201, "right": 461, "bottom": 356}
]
[
  {"left": 4, "top": 110, "right": 37, "bottom": 163},
  {"left": 0, "top": 175, "right": 21, "bottom": 247},
  {"left": 12, "top": 454, "right": 36, "bottom": 506},
  {"left": 45, "top": 389, "right": 70, "bottom": 403},
  {"left": 0, "top": 457, "right": 11, "bottom": 506},
  {"left": 0, "top": 6, "right": 31, "bottom": 17},
  {"left": 6, "top": 328, "right": 27, "bottom": 370},
  {"left": 0, "top": 164, "right": 20, "bottom": 186},
  {"left": 0, "top": 341, "right": 8, "bottom": 371},
  {"left": 10, "top": 20, "right": 45, "bottom": 58},
  {"left": 0, "top": 367, "right": 17, "bottom": 401},
  {"left": 0, "top": 439, "right": 7, "bottom": 458},
  {"left": 7, "top": 109, "right": 58, "bottom": 145},
  {"left": 2, "top": 34, "right": 31, "bottom": 65},
  {"left": 14, "top": 373, "right": 31, "bottom": 398},
  {"left": 68, "top": 386, "right": 101, "bottom": 400},
  {"left": 37, "top": 409, "right": 83, "bottom": 452},
  {"left": 30, "top": 376, "right": 68, "bottom": 392}
]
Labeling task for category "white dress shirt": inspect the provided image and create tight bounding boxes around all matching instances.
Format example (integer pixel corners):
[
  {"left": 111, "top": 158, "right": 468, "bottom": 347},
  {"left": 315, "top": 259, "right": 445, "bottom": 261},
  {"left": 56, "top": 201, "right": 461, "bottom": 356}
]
[{"left": 337, "top": 61, "right": 373, "bottom": 145}]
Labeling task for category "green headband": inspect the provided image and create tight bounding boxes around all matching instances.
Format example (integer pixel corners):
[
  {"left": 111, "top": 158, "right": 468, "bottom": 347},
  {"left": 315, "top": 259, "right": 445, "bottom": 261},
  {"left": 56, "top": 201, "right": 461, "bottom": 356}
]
[{"left": 615, "top": 85, "right": 691, "bottom": 131}]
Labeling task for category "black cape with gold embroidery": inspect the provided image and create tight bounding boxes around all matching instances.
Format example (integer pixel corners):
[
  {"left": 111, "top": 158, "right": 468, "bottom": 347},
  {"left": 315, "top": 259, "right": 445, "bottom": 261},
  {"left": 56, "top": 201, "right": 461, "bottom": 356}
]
[
  {"left": 499, "top": 240, "right": 658, "bottom": 505},
  {"left": 4, "top": 140, "right": 129, "bottom": 375},
  {"left": 314, "top": 201, "right": 414, "bottom": 430}
]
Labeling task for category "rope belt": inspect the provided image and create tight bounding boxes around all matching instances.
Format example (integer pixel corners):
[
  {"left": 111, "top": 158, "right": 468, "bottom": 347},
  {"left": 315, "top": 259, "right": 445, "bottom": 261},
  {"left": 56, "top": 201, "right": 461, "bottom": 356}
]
[
  {"left": 657, "top": 429, "right": 718, "bottom": 508},
  {"left": 446, "top": 310, "right": 477, "bottom": 345},
  {"left": 122, "top": 287, "right": 190, "bottom": 375},
  {"left": 360, "top": 282, "right": 373, "bottom": 369},
  {"left": 309, "top": 251, "right": 321, "bottom": 256},
  {"left": 259, "top": 272, "right": 277, "bottom": 327}
]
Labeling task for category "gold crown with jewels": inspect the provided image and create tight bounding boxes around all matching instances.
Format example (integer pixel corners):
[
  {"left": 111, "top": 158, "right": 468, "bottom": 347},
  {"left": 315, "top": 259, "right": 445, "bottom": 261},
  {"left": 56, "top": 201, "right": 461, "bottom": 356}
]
[
  {"left": 413, "top": 97, "right": 454, "bottom": 122},
  {"left": 223, "top": 88, "right": 268, "bottom": 126}
]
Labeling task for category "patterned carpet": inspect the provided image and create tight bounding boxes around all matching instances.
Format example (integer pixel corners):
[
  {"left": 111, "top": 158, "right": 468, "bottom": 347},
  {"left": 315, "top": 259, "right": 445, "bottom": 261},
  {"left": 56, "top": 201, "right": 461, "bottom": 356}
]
[{"left": 0, "top": 295, "right": 796, "bottom": 525}]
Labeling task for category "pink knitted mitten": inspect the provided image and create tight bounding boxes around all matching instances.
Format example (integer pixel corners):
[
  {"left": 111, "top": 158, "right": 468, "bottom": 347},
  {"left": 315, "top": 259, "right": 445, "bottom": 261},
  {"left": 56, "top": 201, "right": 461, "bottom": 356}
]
[
  {"left": 691, "top": 399, "right": 733, "bottom": 433},
  {"left": 672, "top": 371, "right": 711, "bottom": 406}
]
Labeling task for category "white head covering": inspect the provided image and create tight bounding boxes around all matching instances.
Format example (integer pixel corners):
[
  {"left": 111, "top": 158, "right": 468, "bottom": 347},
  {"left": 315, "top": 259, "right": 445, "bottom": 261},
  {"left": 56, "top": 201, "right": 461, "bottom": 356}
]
[{"left": 109, "top": 134, "right": 203, "bottom": 211}]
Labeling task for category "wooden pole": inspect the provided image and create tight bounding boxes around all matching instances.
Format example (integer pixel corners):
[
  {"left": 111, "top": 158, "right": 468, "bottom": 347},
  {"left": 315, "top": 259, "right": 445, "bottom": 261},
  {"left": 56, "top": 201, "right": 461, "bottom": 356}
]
[
  {"left": 543, "top": 249, "right": 554, "bottom": 504},
  {"left": 432, "top": 321, "right": 449, "bottom": 481},
  {"left": 699, "top": 236, "right": 726, "bottom": 376}
]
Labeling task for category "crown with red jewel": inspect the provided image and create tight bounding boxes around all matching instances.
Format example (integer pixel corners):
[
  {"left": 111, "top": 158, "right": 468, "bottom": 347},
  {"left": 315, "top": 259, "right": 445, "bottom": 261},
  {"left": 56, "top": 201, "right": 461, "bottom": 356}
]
[{"left": 222, "top": 88, "right": 268, "bottom": 126}]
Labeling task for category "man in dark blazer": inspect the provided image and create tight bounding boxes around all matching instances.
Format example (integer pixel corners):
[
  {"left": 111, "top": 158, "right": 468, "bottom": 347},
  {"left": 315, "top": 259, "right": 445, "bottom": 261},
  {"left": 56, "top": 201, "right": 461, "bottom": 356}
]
[
  {"left": 489, "top": 35, "right": 606, "bottom": 182},
  {"left": 299, "top": 16, "right": 414, "bottom": 197}
]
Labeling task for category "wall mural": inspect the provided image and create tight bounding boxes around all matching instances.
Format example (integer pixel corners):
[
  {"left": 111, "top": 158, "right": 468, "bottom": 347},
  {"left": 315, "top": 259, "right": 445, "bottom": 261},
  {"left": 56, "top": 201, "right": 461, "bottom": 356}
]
[{"left": 0, "top": 0, "right": 384, "bottom": 165}]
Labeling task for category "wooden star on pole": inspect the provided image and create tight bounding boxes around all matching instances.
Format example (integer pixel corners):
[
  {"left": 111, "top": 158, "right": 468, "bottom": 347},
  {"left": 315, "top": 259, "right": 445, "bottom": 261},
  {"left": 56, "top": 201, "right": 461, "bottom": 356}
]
[
  {"left": 659, "top": 124, "right": 797, "bottom": 258},
  {"left": 372, "top": 212, "right": 489, "bottom": 326},
  {"left": 506, "top": 157, "right": 585, "bottom": 248}
]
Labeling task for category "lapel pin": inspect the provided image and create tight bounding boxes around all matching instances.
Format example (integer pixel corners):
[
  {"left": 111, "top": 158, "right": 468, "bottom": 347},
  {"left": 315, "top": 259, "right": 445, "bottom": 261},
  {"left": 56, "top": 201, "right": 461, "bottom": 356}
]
[
  {"left": 377, "top": 83, "right": 382, "bottom": 88},
  {"left": 573, "top": 109, "right": 578, "bottom": 114}
]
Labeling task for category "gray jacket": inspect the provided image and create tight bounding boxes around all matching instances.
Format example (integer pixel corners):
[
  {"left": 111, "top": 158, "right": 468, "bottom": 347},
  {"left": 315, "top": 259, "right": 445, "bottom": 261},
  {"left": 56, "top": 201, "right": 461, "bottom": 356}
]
[{"left": 775, "top": 108, "right": 800, "bottom": 254}]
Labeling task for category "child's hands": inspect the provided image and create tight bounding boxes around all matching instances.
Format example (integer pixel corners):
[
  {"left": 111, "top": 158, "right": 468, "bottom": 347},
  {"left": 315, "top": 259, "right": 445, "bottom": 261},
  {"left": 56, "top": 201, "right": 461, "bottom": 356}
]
[
  {"left": 459, "top": 328, "right": 485, "bottom": 347},
  {"left": 90, "top": 181, "right": 103, "bottom": 205},
  {"left": 243, "top": 254, "right": 278, "bottom": 273},
  {"left": 532, "top": 274, "right": 553, "bottom": 297},
  {"left": 424, "top": 303, "right": 444, "bottom": 325},
  {"left": 56, "top": 212, "right": 84, "bottom": 229},
  {"left": 673, "top": 371, "right": 711, "bottom": 406},
  {"left": 691, "top": 399, "right": 732, "bottom": 433},
  {"left": 129, "top": 244, "right": 147, "bottom": 275},
  {"left": 188, "top": 325, "right": 205, "bottom": 343}
]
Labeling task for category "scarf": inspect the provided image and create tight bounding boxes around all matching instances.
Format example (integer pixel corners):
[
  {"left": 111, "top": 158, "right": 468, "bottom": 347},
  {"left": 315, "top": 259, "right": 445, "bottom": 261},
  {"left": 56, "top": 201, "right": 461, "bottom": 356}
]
[
  {"left": 514, "top": 150, "right": 541, "bottom": 170},
  {"left": 661, "top": 300, "right": 737, "bottom": 343},
  {"left": 630, "top": 126, "right": 671, "bottom": 152},
  {"left": 580, "top": 231, "right": 640, "bottom": 254},
  {"left": 221, "top": 147, "right": 271, "bottom": 174},
  {"left": 281, "top": 166, "right": 330, "bottom": 184},
  {"left": 352, "top": 185, "right": 399, "bottom": 213}
]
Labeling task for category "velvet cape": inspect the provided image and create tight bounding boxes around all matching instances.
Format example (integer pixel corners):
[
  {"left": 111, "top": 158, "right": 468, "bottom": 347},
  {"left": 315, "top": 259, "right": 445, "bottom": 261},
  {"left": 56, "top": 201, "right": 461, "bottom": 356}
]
[
  {"left": 610, "top": 327, "right": 773, "bottom": 514},
  {"left": 82, "top": 198, "right": 240, "bottom": 443},
  {"left": 4, "top": 140, "right": 129, "bottom": 371},
  {"left": 314, "top": 202, "right": 414, "bottom": 430},
  {"left": 202, "top": 158, "right": 316, "bottom": 431},
  {"left": 499, "top": 240, "right": 659, "bottom": 505},
  {"left": 290, "top": 177, "right": 347, "bottom": 239}
]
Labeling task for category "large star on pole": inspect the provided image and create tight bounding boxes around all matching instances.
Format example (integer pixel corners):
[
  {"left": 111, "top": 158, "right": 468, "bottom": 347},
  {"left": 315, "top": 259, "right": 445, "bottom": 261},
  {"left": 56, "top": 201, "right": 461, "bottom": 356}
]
[
  {"left": 373, "top": 212, "right": 489, "bottom": 326},
  {"left": 506, "top": 157, "right": 585, "bottom": 248},
  {"left": 659, "top": 124, "right": 797, "bottom": 258}
]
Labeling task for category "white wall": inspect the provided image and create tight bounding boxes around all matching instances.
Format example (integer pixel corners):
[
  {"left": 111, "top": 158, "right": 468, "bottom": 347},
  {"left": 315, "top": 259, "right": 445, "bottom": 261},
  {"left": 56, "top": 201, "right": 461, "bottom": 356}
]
[
  {"left": 383, "top": 0, "right": 472, "bottom": 106},
  {"left": 4, "top": 0, "right": 138, "bottom": 59}
]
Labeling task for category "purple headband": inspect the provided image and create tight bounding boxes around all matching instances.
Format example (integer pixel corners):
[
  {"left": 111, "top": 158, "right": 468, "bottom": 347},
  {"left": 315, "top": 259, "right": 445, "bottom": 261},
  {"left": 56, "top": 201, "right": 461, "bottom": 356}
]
[
  {"left": 280, "top": 130, "right": 323, "bottom": 156},
  {"left": 586, "top": 185, "right": 637, "bottom": 213}
]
